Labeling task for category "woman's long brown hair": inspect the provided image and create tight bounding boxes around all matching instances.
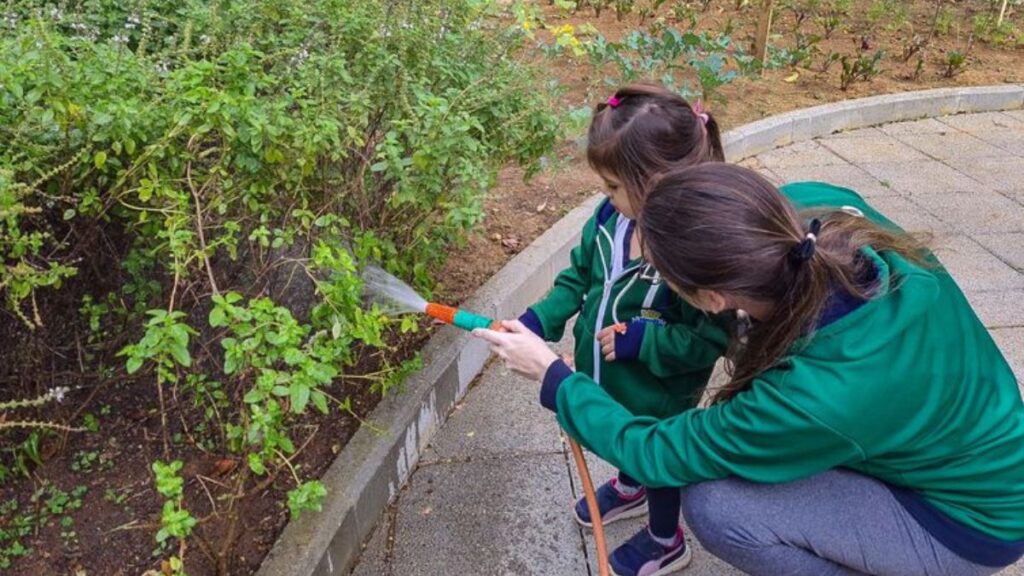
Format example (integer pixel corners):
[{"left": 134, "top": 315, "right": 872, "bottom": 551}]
[
  {"left": 639, "top": 163, "right": 931, "bottom": 404},
  {"left": 587, "top": 83, "right": 724, "bottom": 211}
]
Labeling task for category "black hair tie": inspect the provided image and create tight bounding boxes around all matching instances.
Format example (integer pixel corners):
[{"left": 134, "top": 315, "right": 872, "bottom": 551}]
[{"left": 789, "top": 218, "right": 822, "bottom": 264}]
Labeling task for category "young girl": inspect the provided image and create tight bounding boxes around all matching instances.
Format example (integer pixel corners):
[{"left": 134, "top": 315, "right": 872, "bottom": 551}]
[
  {"left": 480, "top": 163, "right": 1024, "bottom": 575},
  {"left": 516, "top": 85, "right": 729, "bottom": 576}
]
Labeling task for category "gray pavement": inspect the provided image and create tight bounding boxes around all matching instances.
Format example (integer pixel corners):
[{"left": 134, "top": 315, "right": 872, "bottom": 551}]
[{"left": 352, "top": 112, "right": 1024, "bottom": 576}]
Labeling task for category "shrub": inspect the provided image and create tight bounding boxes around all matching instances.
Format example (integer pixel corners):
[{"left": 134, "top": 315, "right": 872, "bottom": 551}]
[{"left": 1, "top": 0, "right": 558, "bottom": 570}]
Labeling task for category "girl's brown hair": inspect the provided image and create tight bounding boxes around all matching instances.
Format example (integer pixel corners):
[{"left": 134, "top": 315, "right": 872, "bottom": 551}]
[
  {"left": 587, "top": 83, "right": 724, "bottom": 212},
  {"left": 639, "top": 163, "right": 930, "bottom": 404}
]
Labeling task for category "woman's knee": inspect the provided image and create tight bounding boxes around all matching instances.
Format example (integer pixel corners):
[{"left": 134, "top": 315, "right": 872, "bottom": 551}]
[{"left": 681, "top": 478, "right": 762, "bottom": 554}]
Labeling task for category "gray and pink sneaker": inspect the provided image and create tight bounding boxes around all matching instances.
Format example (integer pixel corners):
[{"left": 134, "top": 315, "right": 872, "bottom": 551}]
[
  {"left": 610, "top": 526, "right": 691, "bottom": 576},
  {"left": 572, "top": 477, "right": 648, "bottom": 528}
]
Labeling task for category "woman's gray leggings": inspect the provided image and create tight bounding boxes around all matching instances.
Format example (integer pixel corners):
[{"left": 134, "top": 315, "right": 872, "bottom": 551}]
[{"left": 681, "top": 469, "right": 1002, "bottom": 576}]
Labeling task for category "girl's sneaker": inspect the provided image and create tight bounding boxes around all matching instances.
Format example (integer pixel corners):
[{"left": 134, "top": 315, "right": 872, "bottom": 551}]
[
  {"left": 609, "top": 526, "right": 691, "bottom": 576},
  {"left": 573, "top": 478, "right": 648, "bottom": 528}
]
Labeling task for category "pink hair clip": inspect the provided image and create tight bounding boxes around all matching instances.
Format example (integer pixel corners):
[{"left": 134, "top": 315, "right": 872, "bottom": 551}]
[
  {"left": 692, "top": 100, "right": 710, "bottom": 125},
  {"left": 607, "top": 96, "right": 621, "bottom": 108}
]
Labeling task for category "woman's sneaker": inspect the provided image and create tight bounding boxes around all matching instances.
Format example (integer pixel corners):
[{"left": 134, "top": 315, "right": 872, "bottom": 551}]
[
  {"left": 609, "top": 526, "right": 691, "bottom": 576},
  {"left": 573, "top": 478, "right": 648, "bottom": 528}
]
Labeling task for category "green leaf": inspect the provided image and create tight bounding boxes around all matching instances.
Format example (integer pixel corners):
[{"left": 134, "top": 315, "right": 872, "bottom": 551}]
[
  {"left": 209, "top": 307, "right": 226, "bottom": 327},
  {"left": 63, "top": 209, "right": 77, "bottom": 220},
  {"left": 94, "top": 151, "right": 107, "bottom": 169},
  {"left": 311, "top": 391, "right": 329, "bottom": 414},
  {"left": 126, "top": 356, "right": 143, "bottom": 374},
  {"left": 291, "top": 384, "right": 310, "bottom": 413},
  {"left": 168, "top": 343, "right": 191, "bottom": 367},
  {"left": 248, "top": 453, "right": 266, "bottom": 475}
]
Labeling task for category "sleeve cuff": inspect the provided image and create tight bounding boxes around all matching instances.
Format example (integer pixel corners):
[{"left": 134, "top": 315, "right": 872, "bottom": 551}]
[
  {"left": 519, "top": 308, "right": 546, "bottom": 339},
  {"left": 540, "top": 358, "right": 574, "bottom": 413},
  {"left": 614, "top": 320, "right": 647, "bottom": 362}
]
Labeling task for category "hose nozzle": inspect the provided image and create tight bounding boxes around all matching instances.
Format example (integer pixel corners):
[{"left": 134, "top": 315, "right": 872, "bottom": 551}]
[{"left": 425, "top": 303, "right": 502, "bottom": 332}]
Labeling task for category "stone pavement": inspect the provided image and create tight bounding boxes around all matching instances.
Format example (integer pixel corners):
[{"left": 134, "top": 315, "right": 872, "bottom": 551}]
[{"left": 352, "top": 111, "right": 1024, "bottom": 576}]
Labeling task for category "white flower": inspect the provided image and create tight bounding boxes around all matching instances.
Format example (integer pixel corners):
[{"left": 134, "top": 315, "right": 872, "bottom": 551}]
[
  {"left": 200, "top": 34, "right": 211, "bottom": 45},
  {"left": 2, "top": 12, "right": 17, "bottom": 28},
  {"left": 48, "top": 387, "right": 69, "bottom": 403},
  {"left": 112, "top": 33, "right": 128, "bottom": 44}
]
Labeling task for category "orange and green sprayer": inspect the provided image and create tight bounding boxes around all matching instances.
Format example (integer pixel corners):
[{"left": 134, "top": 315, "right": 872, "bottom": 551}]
[{"left": 360, "top": 265, "right": 501, "bottom": 331}]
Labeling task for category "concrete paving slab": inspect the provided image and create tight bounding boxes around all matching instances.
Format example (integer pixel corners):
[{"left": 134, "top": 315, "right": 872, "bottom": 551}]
[
  {"left": 820, "top": 133, "right": 929, "bottom": 163},
  {"left": 939, "top": 111, "right": 1024, "bottom": 134},
  {"left": 862, "top": 196, "right": 948, "bottom": 236},
  {"left": 737, "top": 157, "right": 784, "bottom": 185},
  {"left": 769, "top": 163, "right": 896, "bottom": 199},
  {"left": 945, "top": 156, "right": 1024, "bottom": 192},
  {"left": 756, "top": 140, "right": 846, "bottom": 169},
  {"left": 932, "top": 235, "right": 1024, "bottom": 293},
  {"left": 964, "top": 290, "right": 1024, "bottom": 329},
  {"left": 895, "top": 131, "right": 1012, "bottom": 160},
  {"left": 974, "top": 233, "right": 1024, "bottom": 272},
  {"left": 921, "top": 190, "right": 1024, "bottom": 233},
  {"left": 428, "top": 362, "right": 563, "bottom": 459},
  {"left": 1004, "top": 110, "right": 1024, "bottom": 123},
  {"left": 380, "top": 454, "right": 588, "bottom": 576},
  {"left": 981, "top": 130, "right": 1024, "bottom": 157},
  {"left": 859, "top": 160, "right": 989, "bottom": 196},
  {"left": 878, "top": 117, "right": 952, "bottom": 135},
  {"left": 991, "top": 328, "right": 1024, "bottom": 383}
]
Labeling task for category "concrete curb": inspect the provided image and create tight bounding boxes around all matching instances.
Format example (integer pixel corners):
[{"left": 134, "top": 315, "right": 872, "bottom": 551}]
[
  {"left": 256, "top": 85, "right": 1023, "bottom": 576},
  {"left": 723, "top": 84, "right": 1024, "bottom": 161}
]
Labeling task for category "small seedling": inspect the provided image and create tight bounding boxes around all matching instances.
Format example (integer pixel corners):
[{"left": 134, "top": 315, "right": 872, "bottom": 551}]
[
  {"left": 71, "top": 450, "right": 100, "bottom": 473},
  {"left": 840, "top": 50, "right": 885, "bottom": 90},
  {"left": 944, "top": 35, "right": 974, "bottom": 78}
]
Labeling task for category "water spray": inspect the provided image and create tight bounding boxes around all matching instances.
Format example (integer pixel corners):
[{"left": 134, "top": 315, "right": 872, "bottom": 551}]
[{"left": 361, "top": 265, "right": 611, "bottom": 576}]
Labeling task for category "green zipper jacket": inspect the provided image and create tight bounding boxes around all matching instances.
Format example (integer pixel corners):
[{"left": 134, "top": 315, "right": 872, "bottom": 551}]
[
  {"left": 525, "top": 199, "right": 728, "bottom": 418},
  {"left": 550, "top": 182, "right": 1024, "bottom": 541}
]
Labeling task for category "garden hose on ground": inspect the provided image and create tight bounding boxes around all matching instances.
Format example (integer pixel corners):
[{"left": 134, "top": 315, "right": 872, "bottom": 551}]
[{"left": 569, "top": 435, "right": 612, "bottom": 576}]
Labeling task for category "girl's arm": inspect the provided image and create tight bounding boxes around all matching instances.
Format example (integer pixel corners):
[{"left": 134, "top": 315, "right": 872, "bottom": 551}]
[
  {"left": 604, "top": 303, "right": 729, "bottom": 377},
  {"left": 521, "top": 203, "right": 603, "bottom": 341},
  {"left": 549, "top": 366, "right": 864, "bottom": 488}
]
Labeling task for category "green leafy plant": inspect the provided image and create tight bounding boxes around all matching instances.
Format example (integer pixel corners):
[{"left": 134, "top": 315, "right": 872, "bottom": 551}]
[
  {"left": 152, "top": 460, "right": 195, "bottom": 573},
  {"left": 2, "top": 0, "right": 560, "bottom": 572},
  {"left": 840, "top": 50, "right": 886, "bottom": 90},
  {"left": 973, "top": 12, "right": 1022, "bottom": 45},
  {"left": 585, "top": 27, "right": 746, "bottom": 101},
  {"left": 0, "top": 483, "right": 88, "bottom": 567},
  {"left": 867, "top": 0, "right": 908, "bottom": 31}
]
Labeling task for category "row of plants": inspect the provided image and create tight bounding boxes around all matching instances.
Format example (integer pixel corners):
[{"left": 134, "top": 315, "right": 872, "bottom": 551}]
[
  {"left": 1, "top": 0, "right": 559, "bottom": 573},
  {"left": 519, "top": 0, "right": 1019, "bottom": 101},
  {"left": 540, "top": 0, "right": 1021, "bottom": 46}
]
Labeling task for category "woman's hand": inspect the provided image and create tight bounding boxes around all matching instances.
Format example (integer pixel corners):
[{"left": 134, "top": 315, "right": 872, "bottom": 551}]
[{"left": 472, "top": 320, "right": 560, "bottom": 382}]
